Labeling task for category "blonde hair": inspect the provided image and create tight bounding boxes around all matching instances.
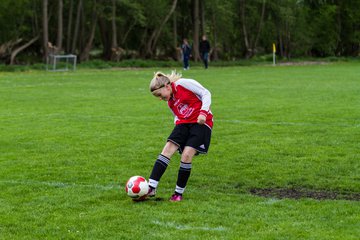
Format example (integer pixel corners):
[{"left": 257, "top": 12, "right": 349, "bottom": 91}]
[{"left": 149, "top": 70, "right": 182, "bottom": 93}]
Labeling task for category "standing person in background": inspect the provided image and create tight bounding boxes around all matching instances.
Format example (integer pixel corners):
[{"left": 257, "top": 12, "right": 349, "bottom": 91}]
[
  {"left": 199, "top": 35, "right": 211, "bottom": 69},
  {"left": 181, "top": 38, "right": 192, "bottom": 70}
]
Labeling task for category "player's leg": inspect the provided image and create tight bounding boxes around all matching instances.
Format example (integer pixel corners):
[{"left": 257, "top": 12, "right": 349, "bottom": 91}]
[
  {"left": 184, "top": 56, "right": 189, "bottom": 70},
  {"left": 183, "top": 55, "right": 187, "bottom": 70},
  {"left": 170, "top": 124, "right": 211, "bottom": 201},
  {"left": 170, "top": 146, "right": 197, "bottom": 201},
  {"left": 204, "top": 52, "right": 209, "bottom": 69},
  {"left": 148, "top": 141, "right": 179, "bottom": 196}
]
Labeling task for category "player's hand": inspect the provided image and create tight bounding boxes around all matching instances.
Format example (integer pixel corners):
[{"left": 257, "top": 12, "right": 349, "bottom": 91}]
[{"left": 197, "top": 114, "right": 206, "bottom": 125}]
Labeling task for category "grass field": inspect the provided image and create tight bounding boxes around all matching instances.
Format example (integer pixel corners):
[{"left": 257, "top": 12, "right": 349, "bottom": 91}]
[{"left": 0, "top": 63, "right": 359, "bottom": 239}]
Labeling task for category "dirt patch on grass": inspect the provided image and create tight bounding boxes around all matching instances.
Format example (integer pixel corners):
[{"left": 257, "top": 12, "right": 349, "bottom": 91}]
[{"left": 250, "top": 188, "right": 360, "bottom": 201}]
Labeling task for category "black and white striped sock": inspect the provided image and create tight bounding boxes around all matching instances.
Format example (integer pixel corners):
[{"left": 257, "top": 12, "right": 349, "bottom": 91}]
[
  {"left": 149, "top": 154, "right": 170, "bottom": 189},
  {"left": 175, "top": 161, "right": 192, "bottom": 195}
]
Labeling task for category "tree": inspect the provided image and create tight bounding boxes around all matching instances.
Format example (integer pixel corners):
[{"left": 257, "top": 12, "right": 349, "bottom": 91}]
[
  {"left": 56, "top": 0, "right": 63, "bottom": 53},
  {"left": 2, "top": 0, "right": 360, "bottom": 64},
  {"left": 71, "top": 0, "right": 82, "bottom": 54},
  {"left": 305, "top": 1, "right": 339, "bottom": 56},
  {"left": 42, "top": 0, "right": 49, "bottom": 61},
  {"left": 0, "top": 0, "right": 40, "bottom": 64},
  {"left": 172, "top": 11, "right": 180, "bottom": 60},
  {"left": 200, "top": 0, "right": 206, "bottom": 36},
  {"left": 192, "top": 0, "right": 200, "bottom": 61},
  {"left": 110, "top": 0, "right": 118, "bottom": 61},
  {"left": 66, "top": 0, "right": 74, "bottom": 53},
  {"left": 206, "top": 0, "right": 236, "bottom": 60},
  {"left": 240, "top": 0, "right": 266, "bottom": 58},
  {"left": 334, "top": 0, "right": 360, "bottom": 56},
  {"left": 79, "top": 0, "right": 98, "bottom": 61},
  {"left": 10, "top": 36, "right": 39, "bottom": 65},
  {"left": 97, "top": 2, "right": 112, "bottom": 60},
  {"left": 145, "top": 0, "right": 178, "bottom": 58}
]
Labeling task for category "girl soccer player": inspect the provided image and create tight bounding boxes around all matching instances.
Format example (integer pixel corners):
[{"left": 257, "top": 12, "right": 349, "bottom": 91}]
[{"left": 147, "top": 71, "right": 213, "bottom": 201}]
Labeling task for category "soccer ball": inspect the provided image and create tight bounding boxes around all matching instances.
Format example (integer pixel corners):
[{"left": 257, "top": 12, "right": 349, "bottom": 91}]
[{"left": 125, "top": 176, "right": 149, "bottom": 200}]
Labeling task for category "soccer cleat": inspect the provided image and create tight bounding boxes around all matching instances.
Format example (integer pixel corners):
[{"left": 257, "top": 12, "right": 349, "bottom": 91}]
[
  {"left": 133, "top": 187, "right": 156, "bottom": 201},
  {"left": 147, "top": 187, "right": 156, "bottom": 198},
  {"left": 169, "top": 193, "right": 183, "bottom": 202}
]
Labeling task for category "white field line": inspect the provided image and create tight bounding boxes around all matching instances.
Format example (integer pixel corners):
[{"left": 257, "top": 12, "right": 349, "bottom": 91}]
[
  {"left": 0, "top": 179, "right": 185, "bottom": 194},
  {"left": 0, "top": 113, "right": 359, "bottom": 128},
  {"left": 0, "top": 179, "right": 115, "bottom": 190},
  {"left": 152, "top": 220, "right": 226, "bottom": 232},
  {"left": 0, "top": 179, "right": 173, "bottom": 194},
  {"left": 217, "top": 119, "right": 360, "bottom": 128},
  {"left": 0, "top": 179, "right": 246, "bottom": 197}
]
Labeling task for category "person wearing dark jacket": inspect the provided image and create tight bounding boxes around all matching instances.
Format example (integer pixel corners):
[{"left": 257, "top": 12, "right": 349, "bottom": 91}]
[
  {"left": 181, "top": 38, "right": 192, "bottom": 70},
  {"left": 199, "top": 35, "right": 211, "bottom": 69}
]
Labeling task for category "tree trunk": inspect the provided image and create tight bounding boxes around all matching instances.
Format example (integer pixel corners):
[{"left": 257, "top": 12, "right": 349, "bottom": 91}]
[
  {"left": 287, "top": 30, "right": 291, "bottom": 59},
  {"left": 98, "top": 15, "right": 112, "bottom": 60},
  {"left": 56, "top": 0, "right": 63, "bottom": 53},
  {"left": 80, "top": 2, "right": 97, "bottom": 62},
  {"left": 66, "top": 0, "right": 73, "bottom": 53},
  {"left": 241, "top": 0, "right": 266, "bottom": 58},
  {"left": 145, "top": 0, "right": 178, "bottom": 58},
  {"left": 71, "top": 0, "right": 82, "bottom": 54},
  {"left": 31, "top": 1, "right": 40, "bottom": 35},
  {"left": 151, "top": 0, "right": 177, "bottom": 53},
  {"left": 0, "top": 39, "right": 22, "bottom": 59},
  {"left": 10, "top": 36, "right": 39, "bottom": 65},
  {"left": 252, "top": 0, "right": 266, "bottom": 55},
  {"left": 111, "top": 0, "right": 118, "bottom": 61},
  {"left": 111, "top": 0, "right": 117, "bottom": 49},
  {"left": 42, "top": 0, "right": 49, "bottom": 62},
  {"left": 279, "top": 32, "right": 284, "bottom": 57},
  {"left": 79, "top": 2, "right": 85, "bottom": 56},
  {"left": 173, "top": 12, "right": 180, "bottom": 61},
  {"left": 138, "top": 29, "right": 148, "bottom": 58},
  {"left": 121, "top": 21, "right": 136, "bottom": 45},
  {"left": 200, "top": 0, "right": 206, "bottom": 35},
  {"left": 193, "top": 0, "right": 200, "bottom": 61},
  {"left": 240, "top": 0, "right": 251, "bottom": 58},
  {"left": 211, "top": 12, "right": 218, "bottom": 61}
]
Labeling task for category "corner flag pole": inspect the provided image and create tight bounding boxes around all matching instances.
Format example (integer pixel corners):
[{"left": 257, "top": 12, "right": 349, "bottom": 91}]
[{"left": 272, "top": 43, "right": 276, "bottom": 66}]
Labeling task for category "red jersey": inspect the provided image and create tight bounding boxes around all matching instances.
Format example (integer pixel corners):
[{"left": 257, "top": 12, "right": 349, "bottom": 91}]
[{"left": 168, "top": 78, "right": 213, "bottom": 129}]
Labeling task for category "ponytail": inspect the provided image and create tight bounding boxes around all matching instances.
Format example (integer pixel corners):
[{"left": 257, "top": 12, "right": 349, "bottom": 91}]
[{"left": 149, "top": 70, "right": 182, "bottom": 93}]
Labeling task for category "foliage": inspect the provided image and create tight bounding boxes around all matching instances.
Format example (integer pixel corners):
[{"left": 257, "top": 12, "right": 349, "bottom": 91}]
[
  {"left": 0, "top": 0, "right": 35, "bottom": 42},
  {"left": 1, "top": 0, "right": 360, "bottom": 64},
  {"left": 307, "top": 3, "right": 339, "bottom": 56}
]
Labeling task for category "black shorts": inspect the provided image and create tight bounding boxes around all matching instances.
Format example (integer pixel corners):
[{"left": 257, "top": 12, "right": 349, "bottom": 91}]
[{"left": 167, "top": 123, "right": 212, "bottom": 154}]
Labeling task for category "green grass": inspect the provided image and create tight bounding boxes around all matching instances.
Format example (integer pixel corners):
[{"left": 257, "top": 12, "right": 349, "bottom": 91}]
[{"left": 0, "top": 63, "right": 359, "bottom": 239}]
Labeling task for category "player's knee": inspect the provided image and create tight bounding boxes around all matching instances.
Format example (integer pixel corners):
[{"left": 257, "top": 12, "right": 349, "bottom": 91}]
[
  {"left": 181, "top": 154, "right": 192, "bottom": 163},
  {"left": 161, "top": 149, "right": 173, "bottom": 159},
  {"left": 161, "top": 142, "right": 178, "bottom": 158},
  {"left": 181, "top": 150, "right": 195, "bottom": 163}
]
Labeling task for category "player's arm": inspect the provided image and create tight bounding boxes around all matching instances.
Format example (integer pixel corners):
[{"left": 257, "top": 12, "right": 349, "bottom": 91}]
[{"left": 177, "top": 79, "right": 211, "bottom": 124}]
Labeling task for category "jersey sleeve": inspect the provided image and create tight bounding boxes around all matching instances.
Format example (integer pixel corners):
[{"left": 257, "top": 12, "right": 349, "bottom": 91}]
[{"left": 176, "top": 78, "right": 211, "bottom": 116}]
